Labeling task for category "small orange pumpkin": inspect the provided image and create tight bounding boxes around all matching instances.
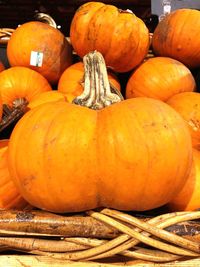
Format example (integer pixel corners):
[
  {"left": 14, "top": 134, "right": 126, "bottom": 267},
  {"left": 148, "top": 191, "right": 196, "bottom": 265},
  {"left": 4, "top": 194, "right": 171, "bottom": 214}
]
[
  {"left": 8, "top": 51, "right": 192, "bottom": 213},
  {"left": 58, "top": 62, "right": 121, "bottom": 102},
  {"left": 0, "top": 66, "right": 52, "bottom": 108},
  {"left": 7, "top": 21, "right": 72, "bottom": 84},
  {"left": 167, "top": 92, "right": 200, "bottom": 150},
  {"left": 27, "top": 91, "right": 68, "bottom": 110},
  {"left": 70, "top": 2, "right": 150, "bottom": 72},
  {"left": 0, "top": 139, "right": 27, "bottom": 209},
  {"left": 126, "top": 57, "right": 196, "bottom": 102},
  {"left": 152, "top": 9, "right": 200, "bottom": 68},
  {"left": 168, "top": 149, "right": 200, "bottom": 211}
]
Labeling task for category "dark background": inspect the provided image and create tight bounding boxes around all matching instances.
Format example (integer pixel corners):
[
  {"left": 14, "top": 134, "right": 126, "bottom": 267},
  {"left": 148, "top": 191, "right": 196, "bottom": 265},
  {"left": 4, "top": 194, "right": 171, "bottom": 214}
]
[{"left": 0, "top": 0, "right": 155, "bottom": 36}]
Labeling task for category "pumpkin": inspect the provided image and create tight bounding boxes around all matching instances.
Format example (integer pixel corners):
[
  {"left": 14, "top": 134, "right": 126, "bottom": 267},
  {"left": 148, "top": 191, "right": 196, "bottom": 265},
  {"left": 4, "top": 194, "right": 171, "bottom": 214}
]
[
  {"left": 126, "top": 57, "right": 196, "bottom": 101},
  {"left": 27, "top": 91, "right": 68, "bottom": 110},
  {"left": 58, "top": 61, "right": 121, "bottom": 102},
  {"left": 70, "top": 2, "right": 150, "bottom": 73},
  {"left": 167, "top": 92, "right": 200, "bottom": 150},
  {"left": 7, "top": 21, "right": 72, "bottom": 84},
  {"left": 8, "top": 51, "right": 192, "bottom": 213},
  {"left": 0, "top": 139, "right": 27, "bottom": 209},
  {"left": 0, "top": 61, "right": 5, "bottom": 72},
  {"left": 152, "top": 9, "right": 200, "bottom": 68},
  {"left": 0, "top": 66, "right": 52, "bottom": 108},
  {"left": 0, "top": 94, "right": 2, "bottom": 122},
  {"left": 168, "top": 149, "right": 200, "bottom": 211}
]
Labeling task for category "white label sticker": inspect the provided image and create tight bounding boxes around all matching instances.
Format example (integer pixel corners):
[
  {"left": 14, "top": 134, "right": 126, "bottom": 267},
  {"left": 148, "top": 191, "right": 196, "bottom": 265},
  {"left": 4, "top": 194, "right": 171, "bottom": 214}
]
[
  {"left": 163, "top": 4, "right": 171, "bottom": 14},
  {"left": 30, "top": 51, "right": 43, "bottom": 67}
]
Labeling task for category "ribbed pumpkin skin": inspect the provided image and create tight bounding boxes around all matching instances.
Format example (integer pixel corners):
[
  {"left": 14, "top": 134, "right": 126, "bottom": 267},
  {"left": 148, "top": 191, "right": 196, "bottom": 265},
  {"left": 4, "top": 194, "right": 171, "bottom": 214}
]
[
  {"left": 126, "top": 57, "right": 196, "bottom": 102},
  {"left": 167, "top": 92, "right": 200, "bottom": 150},
  {"left": 0, "top": 94, "right": 2, "bottom": 121},
  {"left": 7, "top": 21, "right": 72, "bottom": 84},
  {"left": 8, "top": 98, "right": 192, "bottom": 213},
  {"left": 70, "top": 2, "right": 150, "bottom": 72},
  {"left": 0, "top": 140, "right": 27, "bottom": 210},
  {"left": 0, "top": 66, "right": 52, "bottom": 106},
  {"left": 58, "top": 62, "right": 121, "bottom": 102},
  {"left": 27, "top": 91, "right": 68, "bottom": 110},
  {"left": 168, "top": 149, "right": 200, "bottom": 211},
  {"left": 152, "top": 9, "right": 200, "bottom": 68}
]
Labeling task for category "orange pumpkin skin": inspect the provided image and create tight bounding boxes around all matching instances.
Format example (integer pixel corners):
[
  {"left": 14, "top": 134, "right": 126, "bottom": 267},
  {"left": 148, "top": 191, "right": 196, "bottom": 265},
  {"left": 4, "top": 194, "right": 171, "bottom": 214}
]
[
  {"left": 168, "top": 149, "right": 200, "bottom": 211},
  {"left": 0, "top": 66, "right": 52, "bottom": 107},
  {"left": 7, "top": 21, "right": 72, "bottom": 84},
  {"left": 167, "top": 92, "right": 200, "bottom": 150},
  {"left": 152, "top": 9, "right": 200, "bottom": 68},
  {"left": 70, "top": 2, "right": 150, "bottom": 72},
  {"left": 58, "top": 62, "right": 121, "bottom": 102},
  {"left": 0, "top": 94, "right": 2, "bottom": 121},
  {"left": 27, "top": 91, "right": 68, "bottom": 110},
  {"left": 126, "top": 57, "right": 196, "bottom": 102},
  {"left": 0, "top": 61, "right": 5, "bottom": 72},
  {"left": 8, "top": 98, "right": 192, "bottom": 213},
  {"left": 0, "top": 140, "right": 27, "bottom": 210}
]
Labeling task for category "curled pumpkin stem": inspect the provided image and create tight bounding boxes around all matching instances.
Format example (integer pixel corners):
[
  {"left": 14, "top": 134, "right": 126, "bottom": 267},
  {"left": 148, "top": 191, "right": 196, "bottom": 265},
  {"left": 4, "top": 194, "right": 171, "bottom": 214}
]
[
  {"left": 73, "top": 51, "right": 123, "bottom": 110},
  {"left": 34, "top": 12, "right": 57, "bottom": 29}
]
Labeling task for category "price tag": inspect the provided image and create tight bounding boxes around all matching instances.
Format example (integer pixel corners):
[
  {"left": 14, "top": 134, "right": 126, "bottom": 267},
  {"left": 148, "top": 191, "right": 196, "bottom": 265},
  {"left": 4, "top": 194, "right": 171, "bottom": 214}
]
[{"left": 30, "top": 51, "right": 43, "bottom": 67}]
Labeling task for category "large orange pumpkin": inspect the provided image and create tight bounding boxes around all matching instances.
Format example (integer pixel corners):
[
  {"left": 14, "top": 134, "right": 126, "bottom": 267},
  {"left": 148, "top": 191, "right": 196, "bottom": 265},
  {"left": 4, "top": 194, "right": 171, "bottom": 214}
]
[
  {"left": 152, "top": 9, "right": 200, "bottom": 68},
  {"left": 8, "top": 51, "right": 192, "bottom": 213},
  {"left": 126, "top": 57, "right": 196, "bottom": 102},
  {"left": 0, "top": 66, "right": 52, "bottom": 107},
  {"left": 0, "top": 140, "right": 27, "bottom": 209},
  {"left": 167, "top": 92, "right": 200, "bottom": 150},
  {"left": 58, "top": 62, "right": 121, "bottom": 102},
  {"left": 168, "top": 149, "right": 200, "bottom": 211},
  {"left": 0, "top": 93, "right": 2, "bottom": 122},
  {"left": 7, "top": 21, "right": 72, "bottom": 84},
  {"left": 70, "top": 2, "right": 150, "bottom": 72}
]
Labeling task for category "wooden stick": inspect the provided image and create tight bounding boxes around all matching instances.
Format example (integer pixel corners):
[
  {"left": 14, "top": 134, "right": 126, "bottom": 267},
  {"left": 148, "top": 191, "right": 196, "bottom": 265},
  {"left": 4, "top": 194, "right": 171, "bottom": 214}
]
[
  {"left": 0, "top": 237, "right": 89, "bottom": 252},
  {"left": 0, "top": 210, "right": 118, "bottom": 238}
]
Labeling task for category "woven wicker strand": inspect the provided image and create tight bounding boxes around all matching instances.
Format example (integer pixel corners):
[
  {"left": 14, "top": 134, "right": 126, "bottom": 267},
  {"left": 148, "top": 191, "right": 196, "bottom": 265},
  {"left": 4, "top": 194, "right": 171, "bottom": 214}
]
[
  {"left": 3, "top": 209, "right": 198, "bottom": 263},
  {"left": 0, "top": 28, "right": 14, "bottom": 44},
  {"left": 66, "top": 210, "right": 200, "bottom": 261},
  {"left": 101, "top": 209, "right": 200, "bottom": 252},
  {"left": 0, "top": 209, "right": 199, "bottom": 263}
]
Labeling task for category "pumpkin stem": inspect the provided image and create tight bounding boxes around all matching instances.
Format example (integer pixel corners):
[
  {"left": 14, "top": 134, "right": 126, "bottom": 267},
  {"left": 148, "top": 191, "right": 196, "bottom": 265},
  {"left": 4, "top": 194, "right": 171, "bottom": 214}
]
[
  {"left": 0, "top": 98, "right": 28, "bottom": 133},
  {"left": 34, "top": 12, "right": 57, "bottom": 29},
  {"left": 73, "top": 51, "right": 123, "bottom": 110}
]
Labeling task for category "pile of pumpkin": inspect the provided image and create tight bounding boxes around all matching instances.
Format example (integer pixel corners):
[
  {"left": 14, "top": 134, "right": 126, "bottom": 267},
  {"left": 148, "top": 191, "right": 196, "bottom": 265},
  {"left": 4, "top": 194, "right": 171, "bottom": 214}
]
[{"left": 0, "top": 2, "right": 200, "bottom": 214}]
